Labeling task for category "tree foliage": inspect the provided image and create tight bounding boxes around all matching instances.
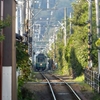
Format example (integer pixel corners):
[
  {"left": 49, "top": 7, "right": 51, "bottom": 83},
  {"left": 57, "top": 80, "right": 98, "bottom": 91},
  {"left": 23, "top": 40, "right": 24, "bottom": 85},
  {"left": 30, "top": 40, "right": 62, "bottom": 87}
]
[
  {"left": 16, "top": 41, "right": 32, "bottom": 80},
  {"left": 54, "top": 0, "right": 98, "bottom": 77},
  {"left": 0, "top": 16, "right": 11, "bottom": 41},
  {"left": 16, "top": 41, "right": 32, "bottom": 100},
  {"left": 72, "top": 0, "right": 88, "bottom": 26},
  {"left": 64, "top": 0, "right": 98, "bottom": 77}
]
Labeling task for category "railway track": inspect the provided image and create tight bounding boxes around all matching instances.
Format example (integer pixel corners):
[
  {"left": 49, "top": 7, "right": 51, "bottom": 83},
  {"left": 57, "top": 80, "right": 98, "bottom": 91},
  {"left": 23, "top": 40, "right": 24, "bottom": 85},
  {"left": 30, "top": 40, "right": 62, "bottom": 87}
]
[
  {"left": 24, "top": 72, "right": 83, "bottom": 100},
  {"left": 40, "top": 72, "right": 82, "bottom": 100}
]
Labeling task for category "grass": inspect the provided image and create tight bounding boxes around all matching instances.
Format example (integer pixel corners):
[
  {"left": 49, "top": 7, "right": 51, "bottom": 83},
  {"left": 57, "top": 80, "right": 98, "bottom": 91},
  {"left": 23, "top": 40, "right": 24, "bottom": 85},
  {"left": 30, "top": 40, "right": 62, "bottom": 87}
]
[
  {"left": 73, "top": 75, "right": 100, "bottom": 100},
  {"left": 74, "top": 74, "right": 84, "bottom": 82},
  {"left": 91, "top": 92, "right": 100, "bottom": 100}
]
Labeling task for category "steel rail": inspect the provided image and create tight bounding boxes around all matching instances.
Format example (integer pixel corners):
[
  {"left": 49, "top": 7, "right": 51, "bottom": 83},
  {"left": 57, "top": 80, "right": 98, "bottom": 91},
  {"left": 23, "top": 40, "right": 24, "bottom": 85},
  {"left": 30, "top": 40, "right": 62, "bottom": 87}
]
[
  {"left": 40, "top": 73, "right": 57, "bottom": 100},
  {"left": 50, "top": 74, "right": 82, "bottom": 100}
]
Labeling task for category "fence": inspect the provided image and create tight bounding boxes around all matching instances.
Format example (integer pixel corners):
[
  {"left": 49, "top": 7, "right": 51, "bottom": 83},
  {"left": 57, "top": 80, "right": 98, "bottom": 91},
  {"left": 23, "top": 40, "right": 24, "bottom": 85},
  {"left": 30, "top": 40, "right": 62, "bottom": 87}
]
[{"left": 84, "top": 68, "right": 100, "bottom": 93}]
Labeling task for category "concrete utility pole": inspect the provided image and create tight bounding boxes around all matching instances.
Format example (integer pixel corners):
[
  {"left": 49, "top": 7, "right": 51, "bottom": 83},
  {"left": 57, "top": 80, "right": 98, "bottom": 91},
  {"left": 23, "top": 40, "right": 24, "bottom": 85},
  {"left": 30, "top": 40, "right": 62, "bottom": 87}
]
[
  {"left": 20, "top": 0, "right": 25, "bottom": 36},
  {"left": 87, "top": 0, "right": 92, "bottom": 68},
  {"left": 47, "top": 0, "right": 49, "bottom": 9},
  {"left": 95, "top": 0, "right": 100, "bottom": 74},
  {"left": 29, "top": 1, "right": 33, "bottom": 57},
  {"left": 53, "top": 28, "right": 56, "bottom": 62},
  {"left": 64, "top": 7, "right": 67, "bottom": 46},
  {"left": 70, "top": 13, "right": 72, "bottom": 34},
  {"left": 23, "top": 0, "right": 30, "bottom": 55}
]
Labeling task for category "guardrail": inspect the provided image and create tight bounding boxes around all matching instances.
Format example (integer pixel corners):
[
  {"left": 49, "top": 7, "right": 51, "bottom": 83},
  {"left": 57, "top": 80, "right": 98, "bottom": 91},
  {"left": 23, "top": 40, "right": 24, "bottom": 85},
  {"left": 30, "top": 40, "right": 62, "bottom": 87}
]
[{"left": 84, "top": 68, "right": 100, "bottom": 93}]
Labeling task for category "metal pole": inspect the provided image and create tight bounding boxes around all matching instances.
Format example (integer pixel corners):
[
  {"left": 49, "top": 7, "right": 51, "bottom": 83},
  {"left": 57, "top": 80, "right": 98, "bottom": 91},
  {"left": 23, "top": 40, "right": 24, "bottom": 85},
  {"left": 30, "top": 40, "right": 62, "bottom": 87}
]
[
  {"left": 95, "top": 0, "right": 100, "bottom": 74},
  {"left": 87, "top": 0, "right": 92, "bottom": 68},
  {"left": 95, "top": 0, "right": 100, "bottom": 38},
  {"left": 64, "top": 7, "right": 67, "bottom": 46},
  {"left": 53, "top": 28, "right": 57, "bottom": 62},
  {"left": 70, "top": 13, "right": 72, "bottom": 34},
  {"left": 98, "top": 50, "right": 100, "bottom": 74},
  {"left": 27, "top": 0, "right": 30, "bottom": 55},
  {"left": 25, "top": 0, "right": 30, "bottom": 54},
  {"left": 53, "top": 31, "right": 55, "bottom": 62},
  {"left": 20, "top": 0, "right": 25, "bottom": 36},
  {"left": 29, "top": 1, "right": 33, "bottom": 57},
  {"left": 47, "top": 0, "right": 49, "bottom": 9}
]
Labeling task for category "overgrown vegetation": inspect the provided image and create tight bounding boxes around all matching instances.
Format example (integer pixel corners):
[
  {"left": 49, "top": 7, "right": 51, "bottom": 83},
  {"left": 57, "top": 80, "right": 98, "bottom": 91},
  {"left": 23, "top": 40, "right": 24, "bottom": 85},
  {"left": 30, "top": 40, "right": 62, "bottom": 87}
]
[
  {"left": 16, "top": 42, "right": 35, "bottom": 100},
  {"left": 49, "top": 0, "right": 98, "bottom": 78},
  {"left": 0, "top": 15, "right": 11, "bottom": 41},
  {"left": 66, "top": 0, "right": 98, "bottom": 77}
]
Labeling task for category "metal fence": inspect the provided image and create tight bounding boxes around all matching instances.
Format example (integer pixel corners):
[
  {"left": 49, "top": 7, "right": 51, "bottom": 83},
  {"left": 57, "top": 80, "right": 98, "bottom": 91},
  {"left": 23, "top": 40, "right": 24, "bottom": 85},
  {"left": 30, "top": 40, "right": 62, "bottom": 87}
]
[{"left": 84, "top": 68, "right": 100, "bottom": 93}]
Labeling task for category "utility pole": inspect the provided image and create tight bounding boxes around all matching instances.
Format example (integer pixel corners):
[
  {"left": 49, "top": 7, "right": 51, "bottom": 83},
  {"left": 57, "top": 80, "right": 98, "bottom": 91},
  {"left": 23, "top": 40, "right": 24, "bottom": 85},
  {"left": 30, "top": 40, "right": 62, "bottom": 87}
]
[
  {"left": 53, "top": 31, "right": 55, "bottom": 62},
  {"left": 95, "top": 0, "right": 100, "bottom": 74},
  {"left": 25, "top": 0, "right": 30, "bottom": 54},
  {"left": 29, "top": 1, "right": 33, "bottom": 57},
  {"left": 53, "top": 27, "right": 57, "bottom": 62},
  {"left": 64, "top": 7, "right": 67, "bottom": 46},
  {"left": 47, "top": 0, "right": 49, "bottom": 9},
  {"left": 70, "top": 13, "right": 72, "bottom": 34},
  {"left": 87, "top": 0, "right": 92, "bottom": 68},
  {"left": 20, "top": 0, "right": 25, "bottom": 36}
]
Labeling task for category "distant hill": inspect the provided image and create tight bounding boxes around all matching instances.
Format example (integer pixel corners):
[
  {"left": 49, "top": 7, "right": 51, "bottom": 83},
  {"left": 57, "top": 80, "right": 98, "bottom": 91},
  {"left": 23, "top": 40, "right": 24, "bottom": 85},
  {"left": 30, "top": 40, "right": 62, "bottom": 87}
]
[
  {"left": 34, "top": 0, "right": 75, "bottom": 23},
  {"left": 33, "top": 0, "right": 75, "bottom": 38}
]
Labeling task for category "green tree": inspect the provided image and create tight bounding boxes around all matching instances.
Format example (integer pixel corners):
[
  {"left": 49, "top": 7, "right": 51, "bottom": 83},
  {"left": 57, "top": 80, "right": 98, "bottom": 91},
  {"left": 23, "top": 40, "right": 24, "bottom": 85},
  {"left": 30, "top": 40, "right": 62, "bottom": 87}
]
[
  {"left": 0, "top": 16, "right": 11, "bottom": 41},
  {"left": 65, "top": 0, "right": 98, "bottom": 77},
  {"left": 16, "top": 42, "right": 32, "bottom": 100}
]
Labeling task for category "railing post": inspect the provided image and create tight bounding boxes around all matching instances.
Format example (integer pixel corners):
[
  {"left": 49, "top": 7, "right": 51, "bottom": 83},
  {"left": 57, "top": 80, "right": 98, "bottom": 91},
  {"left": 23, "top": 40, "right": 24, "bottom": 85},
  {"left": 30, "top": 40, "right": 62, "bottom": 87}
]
[{"left": 98, "top": 74, "right": 100, "bottom": 93}]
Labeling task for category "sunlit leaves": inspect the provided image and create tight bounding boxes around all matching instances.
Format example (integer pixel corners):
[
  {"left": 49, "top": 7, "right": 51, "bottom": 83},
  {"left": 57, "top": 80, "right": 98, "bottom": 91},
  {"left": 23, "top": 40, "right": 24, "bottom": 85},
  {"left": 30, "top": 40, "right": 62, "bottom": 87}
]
[
  {"left": 0, "top": 34, "right": 5, "bottom": 41},
  {"left": 72, "top": 0, "right": 88, "bottom": 26},
  {"left": 0, "top": 15, "right": 11, "bottom": 41},
  {"left": 95, "top": 38, "right": 100, "bottom": 47},
  {"left": 16, "top": 41, "right": 32, "bottom": 80},
  {"left": 0, "top": 15, "right": 11, "bottom": 29},
  {"left": 16, "top": 41, "right": 32, "bottom": 99}
]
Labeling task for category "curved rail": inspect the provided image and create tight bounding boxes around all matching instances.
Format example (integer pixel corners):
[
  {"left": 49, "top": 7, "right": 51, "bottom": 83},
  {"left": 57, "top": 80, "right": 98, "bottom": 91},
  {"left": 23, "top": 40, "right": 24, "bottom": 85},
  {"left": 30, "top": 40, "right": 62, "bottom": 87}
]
[
  {"left": 51, "top": 74, "right": 82, "bottom": 100},
  {"left": 40, "top": 73, "right": 57, "bottom": 100}
]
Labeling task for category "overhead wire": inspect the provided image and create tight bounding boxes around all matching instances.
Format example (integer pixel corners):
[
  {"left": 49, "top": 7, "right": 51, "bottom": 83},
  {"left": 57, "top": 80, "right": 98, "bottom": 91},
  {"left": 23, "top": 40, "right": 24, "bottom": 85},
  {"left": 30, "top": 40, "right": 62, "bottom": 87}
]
[{"left": 43, "top": 0, "right": 60, "bottom": 40}]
